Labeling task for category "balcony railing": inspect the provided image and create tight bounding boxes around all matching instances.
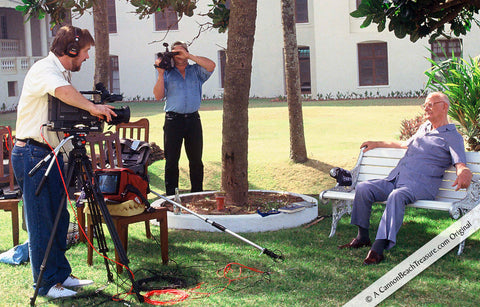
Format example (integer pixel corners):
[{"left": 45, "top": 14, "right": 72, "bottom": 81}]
[
  {"left": 0, "top": 39, "right": 23, "bottom": 57},
  {"left": 1, "top": 57, "right": 42, "bottom": 74}
]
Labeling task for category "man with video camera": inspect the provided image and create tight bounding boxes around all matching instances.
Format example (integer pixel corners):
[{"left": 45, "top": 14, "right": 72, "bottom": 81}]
[
  {"left": 153, "top": 41, "right": 215, "bottom": 196},
  {"left": 12, "top": 25, "right": 116, "bottom": 299}
]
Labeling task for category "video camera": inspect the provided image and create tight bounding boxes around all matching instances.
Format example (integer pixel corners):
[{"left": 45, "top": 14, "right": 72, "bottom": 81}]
[
  {"left": 48, "top": 83, "right": 130, "bottom": 132},
  {"left": 154, "top": 43, "right": 179, "bottom": 71},
  {"left": 329, "top": 167, "right": 352, "bottom": 186}
]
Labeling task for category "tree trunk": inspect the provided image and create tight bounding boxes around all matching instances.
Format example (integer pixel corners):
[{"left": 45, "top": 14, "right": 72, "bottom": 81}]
[
  {"left": 93, "top": 0, "right": 109, "bottom": 89},
  {"left": 221, "top": 0, "right": 257, "bottom": 206},
  {"left": 282, "top": 0, "right": 308, "bottom": 163}
]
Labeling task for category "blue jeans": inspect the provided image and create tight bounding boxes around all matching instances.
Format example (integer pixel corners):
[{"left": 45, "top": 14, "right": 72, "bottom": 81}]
[{"left": 12, "top": 143, "right": 71, "bottom": 295}]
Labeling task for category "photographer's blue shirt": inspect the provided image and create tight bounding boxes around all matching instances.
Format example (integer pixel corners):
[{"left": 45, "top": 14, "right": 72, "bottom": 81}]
[{"left": 163, "top": 64, "right": 212, "bottom": 113}]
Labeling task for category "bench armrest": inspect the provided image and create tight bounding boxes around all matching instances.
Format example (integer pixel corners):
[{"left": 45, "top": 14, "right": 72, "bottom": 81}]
[
  {"left": 324, "top": 148, "right": 365, "bottom": 195},
  {"left": 449, "top": 177, "right": 480, "bottom": 219}
]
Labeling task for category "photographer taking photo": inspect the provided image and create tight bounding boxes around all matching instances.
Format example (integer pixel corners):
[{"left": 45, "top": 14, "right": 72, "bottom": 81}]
[
  {"left": 153, "top": 41, "right": 215, "bottom": 196},
  {"left": 12, "top": 25, "right": 116, "bottom": 299}
]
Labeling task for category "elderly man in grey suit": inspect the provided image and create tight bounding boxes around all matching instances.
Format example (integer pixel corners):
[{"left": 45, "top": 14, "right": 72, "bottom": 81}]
[{"left": 339, "top": 92, "right": 473, "bottom": 265}]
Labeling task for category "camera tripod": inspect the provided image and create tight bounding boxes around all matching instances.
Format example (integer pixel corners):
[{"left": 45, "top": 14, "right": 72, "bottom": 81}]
[{"left": 29, "top": 132, "right": 143, "bottom": 305}]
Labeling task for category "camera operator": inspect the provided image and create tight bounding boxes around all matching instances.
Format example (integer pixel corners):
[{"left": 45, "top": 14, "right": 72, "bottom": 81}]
[
  {"left": 12, "top": 25, "right": 116, "bottom": 299},
  {"left": 153, "top": 41, "right": 215, "bottom": 196}
]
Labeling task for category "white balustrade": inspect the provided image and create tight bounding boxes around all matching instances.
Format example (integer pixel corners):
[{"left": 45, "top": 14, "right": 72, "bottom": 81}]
[{"left": 0, "top": 39, "right": 21, "bottom": 57}]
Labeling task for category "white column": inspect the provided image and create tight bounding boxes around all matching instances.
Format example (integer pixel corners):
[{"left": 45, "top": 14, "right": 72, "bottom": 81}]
[
  {"left": 40, "top": 18, "right": 48, "bottom": 56},
  {"left": 23, "top": 16, "right": 32, "bottom": 57}
]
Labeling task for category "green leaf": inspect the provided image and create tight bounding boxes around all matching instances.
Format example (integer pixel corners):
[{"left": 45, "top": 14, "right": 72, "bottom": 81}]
[
  {"left": 350, "top": 9, "right": 366, "bottom": 18},
  {"left": 360, "top": 15, "right": 373, "bottom": 28}
]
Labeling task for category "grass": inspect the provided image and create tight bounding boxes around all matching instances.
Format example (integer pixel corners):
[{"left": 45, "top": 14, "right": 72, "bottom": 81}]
[{"left": 1, "top": 98, "right": 479, "bottom": 306}]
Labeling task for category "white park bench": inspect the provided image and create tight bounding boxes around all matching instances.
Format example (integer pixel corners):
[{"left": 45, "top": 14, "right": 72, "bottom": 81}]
[{"left": 319, "top": 147, "right": 480, "bottom": 255}]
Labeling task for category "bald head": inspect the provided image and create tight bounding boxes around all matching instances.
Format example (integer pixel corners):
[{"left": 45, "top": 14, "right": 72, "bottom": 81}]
[{"left": 427, "top": 92, "right": 450, "bottom": 108}]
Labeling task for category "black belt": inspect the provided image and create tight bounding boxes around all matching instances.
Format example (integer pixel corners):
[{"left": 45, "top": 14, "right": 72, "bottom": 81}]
[
  {"left": 17, "top": 138, "right": 51, "bottom": 150},
  {"left": 166, "top": 111, "right": 199, "bottom": 118}
]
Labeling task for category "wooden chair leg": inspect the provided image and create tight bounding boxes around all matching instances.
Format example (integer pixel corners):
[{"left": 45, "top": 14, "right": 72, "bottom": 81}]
[
  {"left": 114, "top": 219, "right": 128, "bottom": 273},
  {"left": 87, "top": 215, "right": 94, "bottom": 266},
  {"left": 145, "top": 221, "right": 152, "bottom": 239},
  {"left": 11, "top": 202, "right": 19, "bottom": 247},
  {"left": 77, "top": 205, "right": 86, "bottom": 243},
  {"left": 158, "top": 213, "right": 169, "bottom": 265}
]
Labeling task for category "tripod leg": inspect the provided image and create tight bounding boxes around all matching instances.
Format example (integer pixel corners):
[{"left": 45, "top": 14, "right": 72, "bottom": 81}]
[
  {"left": 81, "top": 154, "right": 144, "bottom": 302},
  {"left": 30, "top": 152, "right": 74, "bottom": 306}
]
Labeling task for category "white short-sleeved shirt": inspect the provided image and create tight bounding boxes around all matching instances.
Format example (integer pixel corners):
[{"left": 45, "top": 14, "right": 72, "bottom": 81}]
[{"left": 16, "top": 52, "right": 71, "bottom": 147}]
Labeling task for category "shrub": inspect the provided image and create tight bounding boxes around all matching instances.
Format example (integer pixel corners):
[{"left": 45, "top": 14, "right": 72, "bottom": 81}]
[
  {"left": 399, "top": 113, "right": 425, "bottom": 140},
  {"left": 425, "top": 51, "right": 480, "bottom": 150}
]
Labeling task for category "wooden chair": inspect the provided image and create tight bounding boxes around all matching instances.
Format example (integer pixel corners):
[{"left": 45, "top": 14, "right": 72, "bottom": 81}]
[
  {"left": 115, "top": 118, "right": 150, "bottom": 176},
  {"left": 116, "top": 118, "right": 150, "bottom": 143},
  {"left": 0, "top": 126, "right": 20, "bottom": 247},
  {"left": 86, "top": 131, "right": 124, "bottom": 169},
  {"left": 87, "top": 206, "right": 168, "bottom": 273},
  {"left": 0, "top": 126, "right": 14, "bottom": 190},
  {"left": 78, "top": 131, "right": 167, "bottom": 270},
  {"left": 76, "top": 131, "right": 123, "bottom": 241}
]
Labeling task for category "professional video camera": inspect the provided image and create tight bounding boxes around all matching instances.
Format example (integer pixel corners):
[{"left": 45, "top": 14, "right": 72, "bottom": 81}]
[
  {"left": 48, "top": 82, "right": 130, "bottom": 132},
  {"left": 329, "top": 167, "right": 352, "bottom": 186},
  {"left": 154, "top": 43, "right": 179, "bottom": 71}
]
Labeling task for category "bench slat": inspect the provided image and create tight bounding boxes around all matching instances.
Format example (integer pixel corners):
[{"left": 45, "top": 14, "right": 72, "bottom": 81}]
[
  {"left": 321, "top": 190, "right": 453, "bottom": 211},
  {"left": 358, "top": 165, "right": 392, "bottom": 176},
  {"left": 361, "top": 156, "right": 400, "bottom": 167},
  {"left": 363, "top": 148, "right": 406, "bottom": 158},
  {"left": 436, "top": 189, "right": 467, "bottom": 200},
  {"left": 466, "top": 151, "right": 480, "bottom": 163}
]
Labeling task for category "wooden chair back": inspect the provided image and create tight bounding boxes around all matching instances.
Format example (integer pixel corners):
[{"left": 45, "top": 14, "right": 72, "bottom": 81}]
[
  {"left": 85, "top": 131, "right": 123, "bottom": 170},
  {"left": 0, "top": 126, "right": 15, "bottom": 191},
  {"left": 115, "top": 118, "right": 150, "bottom": 143}
]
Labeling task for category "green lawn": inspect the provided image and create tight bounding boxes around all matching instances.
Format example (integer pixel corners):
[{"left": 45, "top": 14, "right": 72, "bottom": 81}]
[{"left": 1, "top": 98, "right": 479, "bottom": 306}]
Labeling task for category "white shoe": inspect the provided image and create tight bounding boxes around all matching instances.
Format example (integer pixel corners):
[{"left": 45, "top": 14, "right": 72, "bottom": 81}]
[
  {"left": 46, "top": 283, "right": 77, "bottom": 298},
  {"left": 62, "top": 274, "right": 94, "bottom": 288}
]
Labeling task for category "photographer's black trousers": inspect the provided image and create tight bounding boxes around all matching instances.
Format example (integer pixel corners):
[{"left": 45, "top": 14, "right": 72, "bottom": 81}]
[{"left": 163, "top": 111, "right": 203, "bottom": 196}]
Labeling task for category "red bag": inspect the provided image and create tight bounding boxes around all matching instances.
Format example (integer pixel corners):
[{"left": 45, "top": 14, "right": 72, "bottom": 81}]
[{"left": 95, "top": 168, "right": 150, "bottom": 207}]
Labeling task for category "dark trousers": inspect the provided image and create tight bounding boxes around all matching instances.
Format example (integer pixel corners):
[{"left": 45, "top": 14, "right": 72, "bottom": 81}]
[{"left": 163, "top": 112, "right": 203, "bottom": 196}]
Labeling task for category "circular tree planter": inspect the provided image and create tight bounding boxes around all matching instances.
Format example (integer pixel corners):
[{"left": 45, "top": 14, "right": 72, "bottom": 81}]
[{"left": 151, "top": 190, "right": 318, "bottom": 232}]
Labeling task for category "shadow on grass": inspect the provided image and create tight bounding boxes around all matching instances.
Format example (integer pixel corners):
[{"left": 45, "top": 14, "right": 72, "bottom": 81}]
[
  {"left": 301, "top": 158, "right": 336, "bottom": 175},
  {"left": 59, "top": 202, "right": 480, "bottom": 306}
]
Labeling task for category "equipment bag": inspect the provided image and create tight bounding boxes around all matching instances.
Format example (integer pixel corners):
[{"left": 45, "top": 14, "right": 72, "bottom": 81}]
[
  {"left": 119, "top": 138, "right": 152, "bottom": 178},
  {"left": 95, "top": 168, "right": 150, "bottom": 208}
]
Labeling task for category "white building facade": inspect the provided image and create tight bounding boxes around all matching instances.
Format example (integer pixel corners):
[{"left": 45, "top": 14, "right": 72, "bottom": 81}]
[{"left": 1, "top": 0, "right": 480, "bottom": 110}]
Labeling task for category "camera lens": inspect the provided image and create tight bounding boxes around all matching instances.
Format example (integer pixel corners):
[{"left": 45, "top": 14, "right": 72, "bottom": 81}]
[{"left": 108, "top": 106, "right": 130, "bottom": 125}]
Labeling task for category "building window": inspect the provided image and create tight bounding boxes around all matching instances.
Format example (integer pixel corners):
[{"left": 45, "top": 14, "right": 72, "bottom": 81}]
[
  {"left": 295, "top": 0, "right": 308, "bottom": 23},
  {"left": 1, "top": 16, "right": 7, "bottom": 39},
  {"left": 298, "top": 46, "right": 311, "bottom": 94},
  {"left": 358, "top": 42, "right": 388, "bottom": 86},
  {"left": 109, "top": 56, "right": 120, "bottom": 94},
  {"left": 431, "top": 38, "right": 462, "bottom": 63},
  {"left": 219, "top": 49, "right": 226, "bottom": 88},
  {"left": 7, "top": 81, "right": 17, "bottom": 97},
  {"left": 107, "top": 0, "right": 117, "bottom": 34},
  {"left": 155, "top": 7, "right": 179, "bottom": 31}
]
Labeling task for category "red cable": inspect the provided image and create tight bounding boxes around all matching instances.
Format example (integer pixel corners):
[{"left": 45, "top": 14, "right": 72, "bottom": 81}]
[
  {"left": 144, "top": 262, "right": 267, "bottom": 305},
  {"left": 39, "top": 130, "right": 137, "bottom": 299}
]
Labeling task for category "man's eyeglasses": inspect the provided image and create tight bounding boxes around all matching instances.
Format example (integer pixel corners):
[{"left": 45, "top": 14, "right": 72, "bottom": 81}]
[{"left": 422, "top": 101, "right": 445, "bottom": 109}]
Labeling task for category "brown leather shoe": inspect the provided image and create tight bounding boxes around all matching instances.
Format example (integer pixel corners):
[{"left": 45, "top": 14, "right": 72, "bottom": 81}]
[
  {"left": 338, "top": 238, "right": 371, "bottom": 249},
  {"left": 363, "top": 250, "right": 385, "bottom": 265}
]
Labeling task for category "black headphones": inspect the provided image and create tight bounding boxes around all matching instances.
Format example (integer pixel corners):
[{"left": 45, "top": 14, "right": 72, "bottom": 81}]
[{"left": 65, "top": 27, "right": 80, "bottom": 58}]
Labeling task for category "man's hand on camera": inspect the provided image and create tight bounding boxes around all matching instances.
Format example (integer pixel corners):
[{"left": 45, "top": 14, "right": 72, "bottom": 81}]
[
  {"left": 172, "top": 46, "right": 189, "bottom": 59},
  {"left": 90, "top": 104, "right": 117, "bottom": 123},
  {"left": 154, "top": 58, "right": 165, "bottom": 73}
]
